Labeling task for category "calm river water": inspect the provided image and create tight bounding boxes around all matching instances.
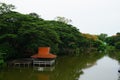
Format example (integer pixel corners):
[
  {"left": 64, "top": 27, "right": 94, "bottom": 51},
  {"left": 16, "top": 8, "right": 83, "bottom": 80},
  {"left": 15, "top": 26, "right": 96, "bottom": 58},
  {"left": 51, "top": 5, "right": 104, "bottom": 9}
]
[
  {"left": 79, "top": 56, "right": 119, "bottom": 80},
  {"left": 0, "top": 54, "right": 120, "bottom": 80}
]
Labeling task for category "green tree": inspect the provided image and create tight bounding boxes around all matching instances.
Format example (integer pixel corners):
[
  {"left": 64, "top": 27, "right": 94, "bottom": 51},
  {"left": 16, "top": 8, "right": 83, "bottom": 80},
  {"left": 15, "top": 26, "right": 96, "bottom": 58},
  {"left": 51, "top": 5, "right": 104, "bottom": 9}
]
[
  {"left": 0, "top": 9, "right": 60, "bottom": 58},
  {"left": 29, "top": 12, "right": 40, "bottom": 18},
  {"left": 0, "top": 2, "right": 15, "bottom": 14},
  {"left": 116, "top": 32, "right": 120, "bottom": 36},
  {"left": 115, "top": 41, "right": 120, "bottom": 50},
  {"left": 98, "top": 33, "right": 108, "bottom": 42},
  {"left": 54, "top": 16, "right": 72, "bottom": 24},
  {"left": 106, "top": 32, "right": 120, "bottom": 46},
  {"left": 0, "top": 52, "right": 6, "bottom": 67},
  {"left": 0, "top": 2, "right": 107, "bottom": 59}
]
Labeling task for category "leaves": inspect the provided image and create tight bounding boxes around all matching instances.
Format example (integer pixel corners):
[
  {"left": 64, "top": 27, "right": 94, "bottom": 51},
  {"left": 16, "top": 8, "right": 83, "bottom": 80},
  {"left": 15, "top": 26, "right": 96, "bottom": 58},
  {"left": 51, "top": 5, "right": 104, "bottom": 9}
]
[
  {"left": 0, "top": 2, "right": 15, "bottom": 14},
  {"left": 55, "top": 16, "right": 72, "bottom": 24},
  {"left": 0, "top": 2, "right": 108, "bottom": 58}
]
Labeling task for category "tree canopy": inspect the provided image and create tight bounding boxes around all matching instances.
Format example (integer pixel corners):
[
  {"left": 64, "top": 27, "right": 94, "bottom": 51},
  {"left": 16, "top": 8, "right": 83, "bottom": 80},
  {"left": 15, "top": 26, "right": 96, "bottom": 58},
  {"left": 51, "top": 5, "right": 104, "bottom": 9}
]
[
  {"left": 0, "top": 2, "right": 15, "bottom": 14},
  {"left": 0, "top": 3, "right": 107, "bottom": 60}
]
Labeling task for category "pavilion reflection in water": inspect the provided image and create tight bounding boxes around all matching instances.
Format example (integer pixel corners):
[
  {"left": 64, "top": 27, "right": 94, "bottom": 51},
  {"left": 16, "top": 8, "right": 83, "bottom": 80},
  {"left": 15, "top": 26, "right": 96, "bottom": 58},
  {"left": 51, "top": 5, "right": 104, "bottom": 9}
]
[{"left": 38, "top": 74, "right": 49, "bottom": 80}]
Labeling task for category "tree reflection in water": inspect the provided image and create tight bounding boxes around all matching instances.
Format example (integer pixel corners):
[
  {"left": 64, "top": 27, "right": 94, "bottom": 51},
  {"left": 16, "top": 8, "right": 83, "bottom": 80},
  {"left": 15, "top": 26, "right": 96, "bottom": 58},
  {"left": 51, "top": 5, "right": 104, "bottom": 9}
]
[
  {"left": 0, "top": 53, "right": 104, "bottom": 80},
  {"left": 108, "top": 51, "right": 120, "bottom": 80},
  {"left": 118, "top": 73, "right": 120, "bottom": 80},
  {"left": 50, "top": 53, "right": 104, "bottom": 80}
]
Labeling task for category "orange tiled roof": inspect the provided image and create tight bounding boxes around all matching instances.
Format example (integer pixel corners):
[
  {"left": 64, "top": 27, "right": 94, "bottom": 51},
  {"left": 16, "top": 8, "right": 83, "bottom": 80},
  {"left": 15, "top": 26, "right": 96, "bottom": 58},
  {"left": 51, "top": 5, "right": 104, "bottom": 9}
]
[{"left": 31, "top": 47, "right": 56, "bottom": 59}]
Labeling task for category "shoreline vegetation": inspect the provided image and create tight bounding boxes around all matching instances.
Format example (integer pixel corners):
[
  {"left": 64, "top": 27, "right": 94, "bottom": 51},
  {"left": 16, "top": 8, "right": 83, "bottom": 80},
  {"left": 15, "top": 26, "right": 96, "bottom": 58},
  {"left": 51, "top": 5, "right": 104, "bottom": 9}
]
[{"left": 0, "top": 2, "right": 120, "bottom": 67}]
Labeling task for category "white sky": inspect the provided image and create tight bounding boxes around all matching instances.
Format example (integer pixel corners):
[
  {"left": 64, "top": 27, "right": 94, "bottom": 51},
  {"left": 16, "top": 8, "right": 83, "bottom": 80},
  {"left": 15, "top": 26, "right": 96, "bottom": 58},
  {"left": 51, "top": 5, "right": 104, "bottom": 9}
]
[{"left": 1, "top": 0, "right": 120, "bottom": 36}]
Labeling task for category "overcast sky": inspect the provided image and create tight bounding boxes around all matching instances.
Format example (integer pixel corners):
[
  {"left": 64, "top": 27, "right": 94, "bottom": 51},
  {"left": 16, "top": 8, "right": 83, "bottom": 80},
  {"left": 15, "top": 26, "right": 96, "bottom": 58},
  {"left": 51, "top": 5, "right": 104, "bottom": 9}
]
[{"left": 1, "top": 0, "right": 120, "bottom": 36}]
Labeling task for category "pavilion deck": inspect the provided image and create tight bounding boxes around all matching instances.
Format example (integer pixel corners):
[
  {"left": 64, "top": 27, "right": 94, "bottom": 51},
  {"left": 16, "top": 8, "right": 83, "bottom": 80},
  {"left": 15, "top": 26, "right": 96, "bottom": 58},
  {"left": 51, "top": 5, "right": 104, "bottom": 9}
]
[
  {"left": 7, "top": 58, "right": 33, "bottom": 67},
  {"left": 33, "top": 59, "right": 55, "bottom": 67},
  {"left": 7, "top": 58, "right": 56, "bottom": 67}
]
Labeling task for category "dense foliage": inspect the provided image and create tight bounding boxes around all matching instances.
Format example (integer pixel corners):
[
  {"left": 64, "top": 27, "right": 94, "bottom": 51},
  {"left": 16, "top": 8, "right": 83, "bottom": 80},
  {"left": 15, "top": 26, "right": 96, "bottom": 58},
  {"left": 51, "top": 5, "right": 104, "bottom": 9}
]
[
  {"left": 0, "top": 52, "right": 5, "bottom": 67},
  {"left": 106, "top": 33, "right": 120, "bottom": 50},
  {"left": 0, "top": 3, "right": 106, "bottom": 60}
]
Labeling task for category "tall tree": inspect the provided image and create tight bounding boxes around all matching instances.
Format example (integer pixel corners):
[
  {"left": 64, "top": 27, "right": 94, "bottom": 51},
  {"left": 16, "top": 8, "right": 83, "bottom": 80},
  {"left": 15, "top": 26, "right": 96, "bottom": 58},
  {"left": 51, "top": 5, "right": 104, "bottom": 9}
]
[
  {"left": 0, "top": 2, "right": 15, "bottom": 14},
  {"left": 54, "top": 16, "right": 72, "bottom": 24},
  {"left": 29, "top": 12, "right": 40, "bottom": 18},
  {"left": 98, "top": 33, "right": 108, "bottom": 42}
]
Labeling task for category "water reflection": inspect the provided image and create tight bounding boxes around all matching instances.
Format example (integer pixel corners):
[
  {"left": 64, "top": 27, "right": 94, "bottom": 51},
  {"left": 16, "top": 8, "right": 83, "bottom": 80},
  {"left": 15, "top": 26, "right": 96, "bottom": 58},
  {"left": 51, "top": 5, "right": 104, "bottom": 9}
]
[
  {"left": 79, "top": 56, "right": 119, "bottom": 80},
  {"left": 0, "top": 53, "right": 105, "bottom": 80},
  {"left": 118, "top": 73, "right": 120, "bottom": 80},
  {"left": 34, "top": 66, "right": 55, "bottom": 71},
  {"left": 37, "top": 74, "right": 49, "bottom": 80},
  {"left": 108, "top": 52, "right": 120, "bottom": 80},
  {"left": 52, "top": 54, "right": 103, "bottom": 80}
]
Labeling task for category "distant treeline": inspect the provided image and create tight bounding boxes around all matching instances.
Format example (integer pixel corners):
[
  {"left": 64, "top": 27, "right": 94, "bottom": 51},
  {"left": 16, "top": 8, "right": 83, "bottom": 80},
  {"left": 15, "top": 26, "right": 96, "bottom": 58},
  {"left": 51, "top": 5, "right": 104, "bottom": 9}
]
[{"left": 0, "top": 3, "right": 119, "bottom": 64}]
